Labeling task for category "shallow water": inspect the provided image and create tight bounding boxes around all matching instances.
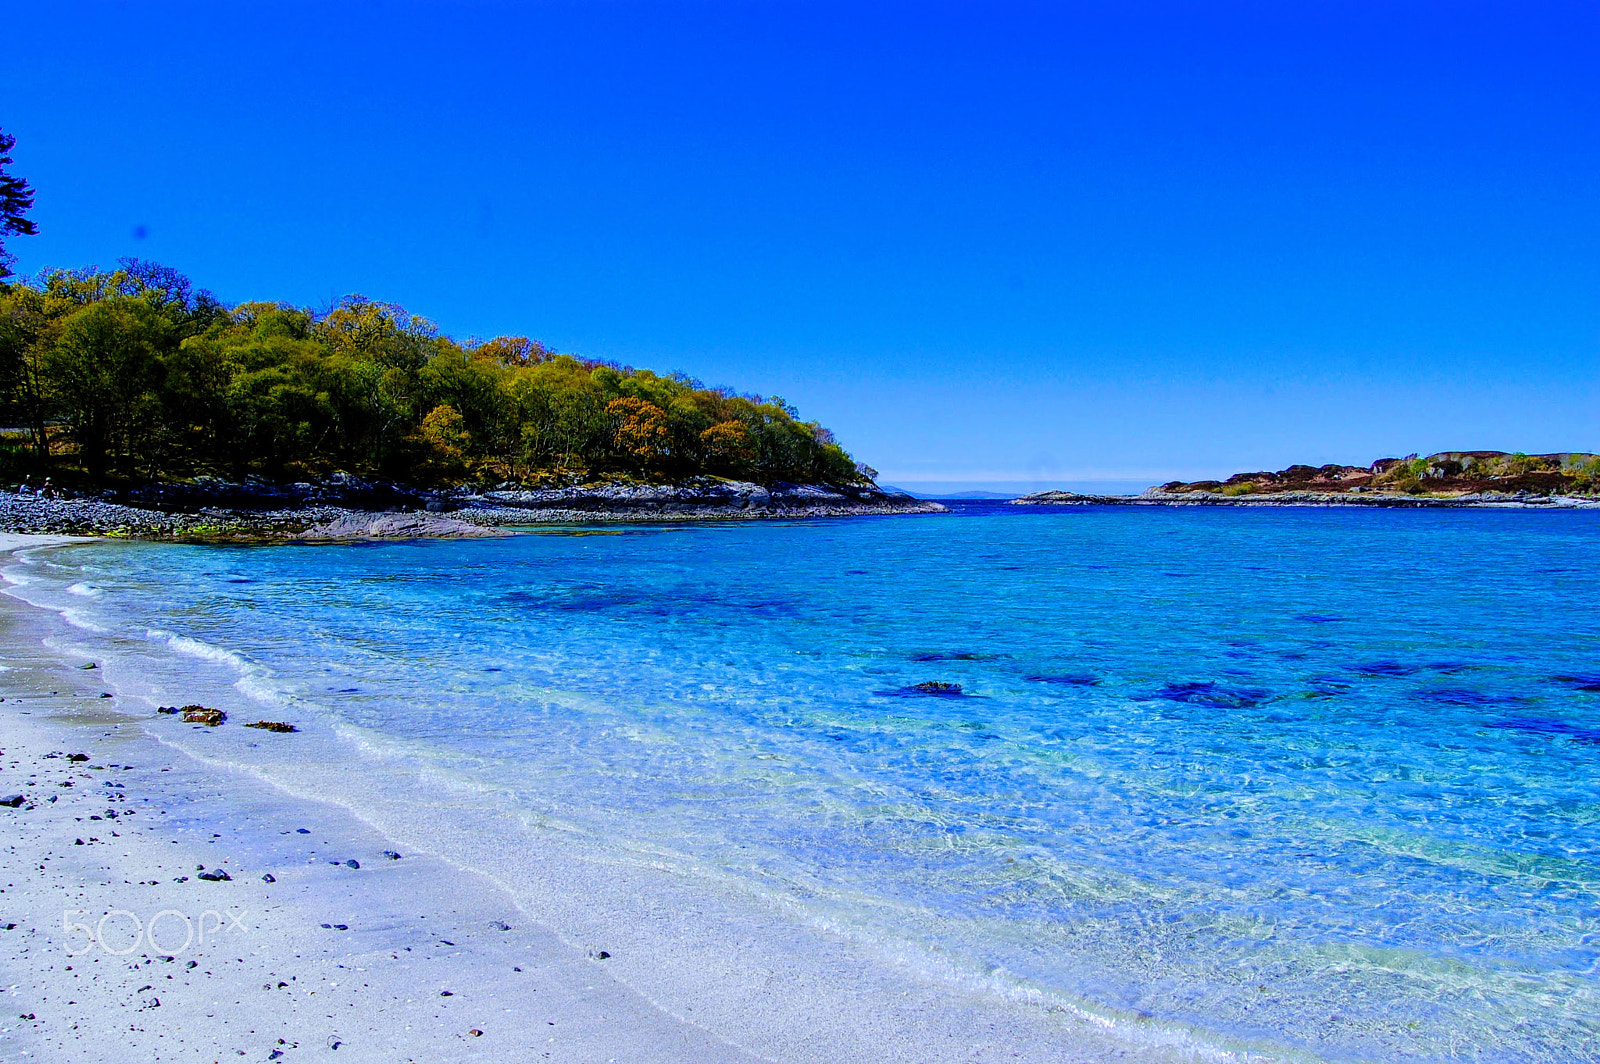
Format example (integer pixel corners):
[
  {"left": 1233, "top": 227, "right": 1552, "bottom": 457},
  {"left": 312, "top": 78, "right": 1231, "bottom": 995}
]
[{"left": 10, "top": 505, "right": 1600, "bottom": 1062}]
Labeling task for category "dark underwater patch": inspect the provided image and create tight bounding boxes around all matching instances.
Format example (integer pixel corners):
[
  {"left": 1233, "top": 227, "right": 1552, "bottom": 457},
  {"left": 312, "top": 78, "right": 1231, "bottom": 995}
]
[
  {"left": 1355, "top": 660, "right": 1415, "bottom": 677},
  {"left": 911, "top": 652, "right": 1003, "bottom": 662},
  {"left": 1553, "top": 674, "right": 1600, "bottom": 693},
  {"left": 878, "top": 681, "right": 970, "bottom": 698},
  {"left": 1025, "top": 673, "right": 1101, "bottom": 687},
  {"left": 1487, "top": 717, "right": 1600, "bottom": 745},
  {"left": 1293, "top": 614, "right": 1343, "bottom": 624},
  {"left": 501, "top": 587, "right": 651, "bottom": 612},
  {"left": 1415, "top": 688, "right": 1522, "bottom": 707},
  {"left": 1150, "top": 682, "right": 1270, "bottom": 709}
]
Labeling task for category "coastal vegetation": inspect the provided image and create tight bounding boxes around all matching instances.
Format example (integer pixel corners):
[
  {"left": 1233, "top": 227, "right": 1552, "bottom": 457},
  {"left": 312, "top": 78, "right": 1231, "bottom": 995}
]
[{"left": 0, "top": 260, "right": 868, "bottom": 490}]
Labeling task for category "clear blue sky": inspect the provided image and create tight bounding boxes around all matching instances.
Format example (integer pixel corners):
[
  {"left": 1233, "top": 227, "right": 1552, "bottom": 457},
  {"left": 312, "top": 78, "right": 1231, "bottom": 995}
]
[{"left": 4, "top": 1, "right": 1596, "bottom": 490}]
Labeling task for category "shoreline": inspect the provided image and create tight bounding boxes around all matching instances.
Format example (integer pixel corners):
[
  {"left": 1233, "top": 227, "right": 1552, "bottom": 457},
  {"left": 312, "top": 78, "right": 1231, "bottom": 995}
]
[
  {"left": 0, "top": 491, "right": 946, "bottom": 542},
  {"left": 0, "top": 535, "right": 1261, "bottom": 1064}
]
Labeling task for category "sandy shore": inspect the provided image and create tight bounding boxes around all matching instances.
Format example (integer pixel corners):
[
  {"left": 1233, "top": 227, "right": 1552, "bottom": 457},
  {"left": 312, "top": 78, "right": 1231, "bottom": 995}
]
[
  {"left": 0, "top": 534, "right": 1262, "bottom": 1064},
  {"left": 0, "top": 536, "right": 764, "bottom": 1063}
]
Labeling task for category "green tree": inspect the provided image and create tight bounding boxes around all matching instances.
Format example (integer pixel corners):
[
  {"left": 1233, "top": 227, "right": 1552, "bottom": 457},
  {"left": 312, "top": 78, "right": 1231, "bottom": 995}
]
[
  {"left": 0, "top": 128, "right": 38, "bottom": 278},
  {"left": 44, "top": 298, "right": 167, "bottom": 477}
]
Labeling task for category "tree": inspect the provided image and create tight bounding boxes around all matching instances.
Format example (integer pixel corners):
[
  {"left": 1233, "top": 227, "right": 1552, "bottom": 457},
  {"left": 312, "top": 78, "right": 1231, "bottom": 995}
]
[
  {"left": 44, "top": 299, "right": 167, "bottom": 478},
  {"left": 0, "top": 262, "right": 875, "bottom": 488},
  {"left": 699, "top": 420, "right": 756, "bottom": 476},
  {"left": 0, "top": 128, "right": 39, "bottom": 278},
  {"left": 607, "top": 396, "right": 670, "bottom": 469}
]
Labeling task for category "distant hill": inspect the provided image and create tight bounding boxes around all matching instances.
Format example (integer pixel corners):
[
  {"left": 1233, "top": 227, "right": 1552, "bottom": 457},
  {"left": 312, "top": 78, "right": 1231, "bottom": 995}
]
[{"left": 881, "top": 486, "right": 1020, "bottom": 500}]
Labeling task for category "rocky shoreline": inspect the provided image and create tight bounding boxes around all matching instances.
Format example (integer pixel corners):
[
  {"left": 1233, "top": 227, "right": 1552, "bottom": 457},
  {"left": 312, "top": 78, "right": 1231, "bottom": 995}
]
[
  {"left": 1013, "top": 489, "right": 1600, "bottom": 508},
  {"left": 0, "top": 478, "right": 945, "bottom": 541}
]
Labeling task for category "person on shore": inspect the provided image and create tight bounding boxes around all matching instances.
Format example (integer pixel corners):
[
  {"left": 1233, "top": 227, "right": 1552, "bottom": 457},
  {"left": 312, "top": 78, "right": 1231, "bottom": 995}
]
[
  {"left": 40, "top": 477, "right": 53, "bottom": 499},
  {"left": 16, "top": 476, "right": 29, "bottom": 495}
]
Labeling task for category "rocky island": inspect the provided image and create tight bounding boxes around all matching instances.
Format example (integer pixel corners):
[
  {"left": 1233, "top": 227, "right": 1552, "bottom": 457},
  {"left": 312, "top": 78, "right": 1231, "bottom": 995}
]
[{"left": 1015, "top": 451, "right": 1600, "bottom": 508}]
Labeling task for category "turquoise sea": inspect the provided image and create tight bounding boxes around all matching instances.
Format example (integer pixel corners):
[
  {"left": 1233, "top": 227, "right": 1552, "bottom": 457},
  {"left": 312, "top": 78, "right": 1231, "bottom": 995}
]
[{"left": 10, "top": 504, "right": 1600, "bottom": 1062}]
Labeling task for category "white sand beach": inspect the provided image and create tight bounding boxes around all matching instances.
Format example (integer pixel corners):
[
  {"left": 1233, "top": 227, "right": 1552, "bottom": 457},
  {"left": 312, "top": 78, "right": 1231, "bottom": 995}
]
[{"left": 0, "top": 535, "right": 1248, "bottom": 1064}]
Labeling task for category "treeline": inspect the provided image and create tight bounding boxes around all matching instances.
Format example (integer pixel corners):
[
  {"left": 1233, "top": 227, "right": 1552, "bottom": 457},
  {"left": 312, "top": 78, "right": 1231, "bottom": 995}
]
[{"left": 0, "top": 261, "right": 869, "bottom": 488}]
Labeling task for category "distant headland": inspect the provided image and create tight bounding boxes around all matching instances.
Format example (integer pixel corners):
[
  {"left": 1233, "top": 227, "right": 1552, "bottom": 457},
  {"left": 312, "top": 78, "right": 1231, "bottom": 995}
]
[{"left": 1016, "top": 452, "right": 1600, "bottom": 508}]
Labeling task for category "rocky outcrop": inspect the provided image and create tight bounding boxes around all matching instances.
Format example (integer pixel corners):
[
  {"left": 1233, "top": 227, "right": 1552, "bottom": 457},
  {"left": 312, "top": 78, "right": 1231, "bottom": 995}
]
[
  {"left": 446, "top": 479, "right": 944, "bottom": 522},
  {"left": 1011, "top": 490, "right": 1134, "bottom": 506}
]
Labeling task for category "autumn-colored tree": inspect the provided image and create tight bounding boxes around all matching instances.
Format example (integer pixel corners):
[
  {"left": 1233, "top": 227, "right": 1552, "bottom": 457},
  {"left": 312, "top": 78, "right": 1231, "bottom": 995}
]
[
  {"left": 607, "top": 396, "right": 669, "bottom": 468},
  {"left": 699, "top": 420, "right": 756, "bottom": 474}
]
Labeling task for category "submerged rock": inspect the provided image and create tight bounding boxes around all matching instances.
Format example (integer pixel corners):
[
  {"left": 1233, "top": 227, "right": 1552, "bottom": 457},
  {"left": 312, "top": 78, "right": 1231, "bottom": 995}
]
[
  {"left": 245, "top": 720, "right": 299, "bottom": 733},
  {"left": 296, "top": 511, "right": 511, "bottom": 541}
]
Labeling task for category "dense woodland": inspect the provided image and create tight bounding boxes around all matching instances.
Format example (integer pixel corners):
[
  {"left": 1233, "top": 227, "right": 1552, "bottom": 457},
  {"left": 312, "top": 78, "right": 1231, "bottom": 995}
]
[{"left": 0, "top": 261, "right": 871, "bottom": 489}]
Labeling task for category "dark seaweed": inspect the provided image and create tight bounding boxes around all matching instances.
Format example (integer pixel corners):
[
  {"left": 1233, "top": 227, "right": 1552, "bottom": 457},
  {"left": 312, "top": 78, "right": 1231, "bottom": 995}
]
[{"left": 878, "top": 682, "right": 969, "bottom": 699}]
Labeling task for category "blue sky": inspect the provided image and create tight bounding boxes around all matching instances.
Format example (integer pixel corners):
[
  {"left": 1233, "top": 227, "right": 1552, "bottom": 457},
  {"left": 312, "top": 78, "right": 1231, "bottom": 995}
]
[{"left": 4, "top": 1, "right": 1596, "bottom": 490}]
